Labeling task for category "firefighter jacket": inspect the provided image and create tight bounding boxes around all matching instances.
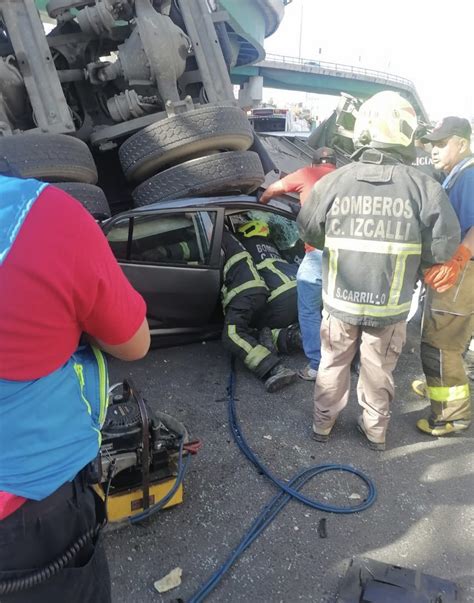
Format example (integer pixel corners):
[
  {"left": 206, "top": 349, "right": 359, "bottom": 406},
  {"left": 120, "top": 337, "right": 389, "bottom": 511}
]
[
  {"left": 221, "top": 230, "right": 267, "bottom": 309},
  {"left": 237, "top": 235, "right": 297, "bottom": 304},
  {"left": 297, "top": 148, "right": 461, "bottom": 327}
]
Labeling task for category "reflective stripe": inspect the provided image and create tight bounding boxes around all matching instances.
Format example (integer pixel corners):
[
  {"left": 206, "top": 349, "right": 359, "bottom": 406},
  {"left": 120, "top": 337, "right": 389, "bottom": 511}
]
[
  {"left": 245, "top": 345, "right": 272, "bottom": 371},
  {"left": 74, "top": 362, "right": 101, "bottom": 443},
  {"left": 427, "top": 383, "right": 470, "bottom": 403},
  {"left": 324, "top": 291, "right": 412, "bottom": 317},
  {"left": 224, "top": 251, "right": 257, "bottom": 280},
  {"left": 91, "top": 346, "right": 109, "bottom": 427},
  {"left": 257, "top": 258, "right": 292, "bottom": 284},
  {"left": 257, "top": 258, "right": 296, "bottom": 302},
  {"left": 268, "top": 280, "right": 296, "bottom": 302},
  {"left": 222, "top": 279, "right": 266, "bottom": 308},
  {"left": 222, "top": 251, "right": 266, "bottom": 308},
  {"left": 388, "top": 252, "right": 407, "bottom": 306},
  {"left": 179, "top": 241, "right": 190, "bottom": 260},
  {"left": 271, "top": 329, "right": 280, "bottom": 347},
  {"left": 325, "top": 236, "right": 422, "bottom": 255},
  {"left": 327, "top": 247, "right": 338, "bottom": 299},
  {"left": 227, "top": 325, "right": 271, "bottom": 370},
  {"left": 324, "top": 235, "right": 421, "bottom": 315}
]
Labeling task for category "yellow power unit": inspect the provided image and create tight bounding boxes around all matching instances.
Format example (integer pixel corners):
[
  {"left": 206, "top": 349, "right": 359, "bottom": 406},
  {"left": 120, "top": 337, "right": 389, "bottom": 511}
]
[{"left": 95, "top": 476, "right": 183, "bottom": 523}]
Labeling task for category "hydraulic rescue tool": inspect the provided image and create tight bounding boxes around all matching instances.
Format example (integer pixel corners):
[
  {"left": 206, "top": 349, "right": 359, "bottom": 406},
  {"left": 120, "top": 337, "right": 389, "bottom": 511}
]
[
  {"left": 0, "top": 379, "right": 199, "bottom": 595},
  {"left": 94, "top": 379, "right": 200, "bottom": 524}
]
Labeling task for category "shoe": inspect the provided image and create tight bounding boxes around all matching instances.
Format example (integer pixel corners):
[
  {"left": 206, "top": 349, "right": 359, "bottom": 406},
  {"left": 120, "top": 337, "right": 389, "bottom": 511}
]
[
  {"left": 298, "top": 364, "right": 318, "bottom": 381},
  {"left": 412, "top": 379, "right": 427, "bottom": 397},
  {"left": 258, "top": 327, "right": 277, "bottom": 354},
  {"left": 285, "top": 324, "right": 303, "bottom": 352},
  {"left": 416, "top": 418, "right": 470, "bottom": 436},
  {"left": 312, "top": 421, "right": 333, "bottom": 442},
  {"left": 264, "top": 364, "right": 297, "bottom": 393},
  {"left": 356, "top": 416, "right": 385, "bottom": 451}
]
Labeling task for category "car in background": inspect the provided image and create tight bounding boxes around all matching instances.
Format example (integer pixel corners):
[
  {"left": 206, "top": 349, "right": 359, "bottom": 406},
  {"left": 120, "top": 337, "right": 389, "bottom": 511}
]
[{"left": 101, "top": 195, "right": 303, "bottom": 346}]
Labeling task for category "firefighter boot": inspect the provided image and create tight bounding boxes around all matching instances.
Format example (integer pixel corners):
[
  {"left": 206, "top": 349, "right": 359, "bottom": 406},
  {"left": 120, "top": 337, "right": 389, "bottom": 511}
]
[
  {"left": 416, "top": 418, "right": 470, "bottom": 436},
  {"left": 285, "top": 324, "right": 303, "bottom": 353},
  {"left": 258, "top": 327, "right": 277, "bottom": 354},
  {"left": 264, "top": 364, "right": 297, "bottom": 393}
]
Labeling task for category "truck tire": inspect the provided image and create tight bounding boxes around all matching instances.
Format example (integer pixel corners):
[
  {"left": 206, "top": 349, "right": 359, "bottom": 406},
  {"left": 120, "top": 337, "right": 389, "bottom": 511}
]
[
  {"left": 132, "top": 151, "right": 264, "bottom": 207},
  {"left": 54, "top": 182, "right": 111, "bottom": 220},
  {"left": 119, "top": 105, "right": 254, "bottom": 182},
  {"left": 0, "top": 134, "right": 98, "bottom": 184}
]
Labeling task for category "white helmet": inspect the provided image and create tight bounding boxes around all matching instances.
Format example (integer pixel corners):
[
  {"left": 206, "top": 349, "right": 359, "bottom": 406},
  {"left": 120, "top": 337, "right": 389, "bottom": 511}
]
[{"left": 353, "top": 91, "right": 417, "bottom": 148}]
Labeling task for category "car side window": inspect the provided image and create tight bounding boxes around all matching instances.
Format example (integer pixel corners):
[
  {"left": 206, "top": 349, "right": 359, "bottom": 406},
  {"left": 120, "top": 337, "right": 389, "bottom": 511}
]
[{"left": 106, "top": 211, "right": 216, "bottom": 266}]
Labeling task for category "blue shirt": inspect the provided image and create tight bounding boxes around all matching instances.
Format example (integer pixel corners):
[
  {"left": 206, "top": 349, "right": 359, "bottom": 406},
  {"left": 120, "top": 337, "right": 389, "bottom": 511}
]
[{"left": 444, "top": 160, "right": 474, "bottom": 239}]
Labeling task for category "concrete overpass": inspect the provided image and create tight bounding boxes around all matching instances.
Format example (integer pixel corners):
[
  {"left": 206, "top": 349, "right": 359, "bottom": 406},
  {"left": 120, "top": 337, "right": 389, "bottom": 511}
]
[{"left": 231, "top": 52, "right": 429, "bottom": 121}]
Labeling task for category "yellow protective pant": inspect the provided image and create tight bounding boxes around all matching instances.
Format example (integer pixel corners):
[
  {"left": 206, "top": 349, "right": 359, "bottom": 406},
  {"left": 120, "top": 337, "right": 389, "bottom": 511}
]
[{"left": 421, "top": 261, "right": 474, "bottom": 424}]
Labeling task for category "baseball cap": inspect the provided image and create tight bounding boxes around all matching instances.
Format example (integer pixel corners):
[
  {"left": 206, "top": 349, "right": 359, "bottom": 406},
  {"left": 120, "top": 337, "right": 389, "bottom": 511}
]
[
  {"left": 421, "top": 117, "right": 472, "bottom": 143},
  {"left": 313, "top": 147, "right": 336, "bottom": 164}
]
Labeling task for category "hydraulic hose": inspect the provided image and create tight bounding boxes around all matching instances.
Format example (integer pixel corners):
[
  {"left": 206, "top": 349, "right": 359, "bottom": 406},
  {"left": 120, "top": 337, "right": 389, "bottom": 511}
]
[
  {"left": 129, "top": 438, "right": 190, "bottom": 524},
  {"left": 0, "top": 523, "right": 102, "bottom": 595},
  {"left": 189, "top": 357, "right": 377, "bottom": 602}
]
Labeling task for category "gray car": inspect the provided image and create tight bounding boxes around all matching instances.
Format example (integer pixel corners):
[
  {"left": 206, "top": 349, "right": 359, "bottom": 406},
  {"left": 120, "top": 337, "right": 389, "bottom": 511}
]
[{"left": 101, "top": 195, "right": 304, "bottom": 346}]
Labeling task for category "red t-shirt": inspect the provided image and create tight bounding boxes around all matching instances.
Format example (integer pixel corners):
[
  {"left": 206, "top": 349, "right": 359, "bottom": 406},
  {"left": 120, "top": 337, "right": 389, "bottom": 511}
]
[
  {"left": 0, "top": 185, "right": 146, "bottom": 518},
  {"left": 277, "top": 164, "right": 336, "bottom": 251}
]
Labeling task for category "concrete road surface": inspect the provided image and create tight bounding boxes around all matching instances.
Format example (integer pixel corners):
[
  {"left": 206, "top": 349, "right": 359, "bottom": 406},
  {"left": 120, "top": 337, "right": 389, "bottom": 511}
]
[{"left": 105, "top": 323, "right": 474, "bottom": 602}]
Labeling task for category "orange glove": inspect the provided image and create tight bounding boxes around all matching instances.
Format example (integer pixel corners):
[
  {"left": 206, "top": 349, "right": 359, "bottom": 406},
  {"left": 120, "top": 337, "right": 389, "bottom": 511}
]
[{"left": 424, "top": 244, "right": 471, "bottom": 293}]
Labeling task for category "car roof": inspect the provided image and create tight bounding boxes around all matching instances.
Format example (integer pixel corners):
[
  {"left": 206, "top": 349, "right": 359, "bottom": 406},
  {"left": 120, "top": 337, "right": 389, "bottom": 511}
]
[{"left": 130, "top": 194, "right": 294, "bottom": 215}]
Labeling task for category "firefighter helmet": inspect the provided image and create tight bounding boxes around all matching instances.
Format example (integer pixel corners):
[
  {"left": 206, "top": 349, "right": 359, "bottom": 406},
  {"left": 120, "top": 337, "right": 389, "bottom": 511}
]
[
  {"left": 353, "top": 91, "right": 417, "bottom": 148},
  {"left": 238, "top": 220, "right": 269, "bottom": 238}
]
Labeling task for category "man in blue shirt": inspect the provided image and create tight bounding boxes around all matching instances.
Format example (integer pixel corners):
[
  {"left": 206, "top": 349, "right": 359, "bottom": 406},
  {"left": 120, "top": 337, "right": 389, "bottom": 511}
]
[{"left": 413, "top": 117, "right": 474, "bottom": 436}]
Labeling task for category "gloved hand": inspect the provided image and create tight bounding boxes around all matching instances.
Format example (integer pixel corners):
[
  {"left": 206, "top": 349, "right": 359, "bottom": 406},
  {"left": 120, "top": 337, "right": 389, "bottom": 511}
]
[{"left": 424, "top": 244, "right": 471, "bottom": 293}]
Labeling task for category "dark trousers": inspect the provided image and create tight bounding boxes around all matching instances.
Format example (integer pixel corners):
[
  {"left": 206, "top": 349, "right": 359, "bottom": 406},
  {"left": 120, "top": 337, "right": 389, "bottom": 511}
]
[
  {"left": 222, "top": 292, "right": 280, "bottom": 379},
  {"left": 259, "top": 287, "right": 298, "bottom": 329},
  {"left": 0, "top": 474, "right": 111, "bottom": 603}
]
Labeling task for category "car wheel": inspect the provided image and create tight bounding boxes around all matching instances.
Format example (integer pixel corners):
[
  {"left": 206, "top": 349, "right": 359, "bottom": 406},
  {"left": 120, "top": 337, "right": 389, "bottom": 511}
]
[
  {"left": 0, "top": 134, "right": 98, "bottom": 184},
  {"left": 132, "top": 151, "right": 264, "bottom": 207},
  {"left": 119, "top": 105, "right": 254, "bottom": 183},
  {"left": 53, "top": 182, "right": 111, "bottom": 220}
]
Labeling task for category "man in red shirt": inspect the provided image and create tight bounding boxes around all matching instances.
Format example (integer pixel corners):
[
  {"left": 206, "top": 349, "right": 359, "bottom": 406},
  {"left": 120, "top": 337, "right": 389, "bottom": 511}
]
[
  {"left": 260, "top": 148, "right": 337, "bottom": 380},
  {"left": 0, "top": 173, "right": 150, "bottom": 601}
]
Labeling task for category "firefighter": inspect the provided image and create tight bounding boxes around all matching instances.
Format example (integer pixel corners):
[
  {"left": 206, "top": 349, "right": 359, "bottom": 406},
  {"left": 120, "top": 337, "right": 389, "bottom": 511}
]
[
  {"left": 297, "top": 91, "right": 460, "bottom": 450},
  {"left": 412, "top": 117, "right": 474, "bottom": 436},
  {"left": 221, "top": 226, "right": 299, "bottom": 393},
  {"left": 236, "top": 219, "right": 299, "bottom": 336}
]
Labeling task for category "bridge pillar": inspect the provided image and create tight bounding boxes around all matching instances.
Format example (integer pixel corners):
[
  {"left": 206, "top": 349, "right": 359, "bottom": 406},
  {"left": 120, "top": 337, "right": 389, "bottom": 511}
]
[{"left": 237, "top": 75, "right": 263, "bottom": 110}]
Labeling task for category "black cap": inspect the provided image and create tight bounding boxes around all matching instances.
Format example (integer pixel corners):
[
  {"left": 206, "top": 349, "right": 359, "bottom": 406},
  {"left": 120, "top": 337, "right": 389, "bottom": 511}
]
[
  {"left": 422, "top": 116, "right": 472, "bottom": 143},
  {"left": 313, "top": 147, "right": 336, "bottom": 165}
]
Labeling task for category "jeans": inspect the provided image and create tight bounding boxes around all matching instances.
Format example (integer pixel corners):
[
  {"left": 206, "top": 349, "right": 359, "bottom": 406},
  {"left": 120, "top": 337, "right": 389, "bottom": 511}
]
[{"left": 296, "top": 250, "right": 323, "bottom": 370}]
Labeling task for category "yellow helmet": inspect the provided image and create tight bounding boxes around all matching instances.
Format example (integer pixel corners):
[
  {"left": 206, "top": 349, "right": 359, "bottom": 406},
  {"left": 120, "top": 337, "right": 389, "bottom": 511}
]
[
  {"left": 238, "top": 220, "right": 269, "bottom": 238},
  {"left": 353, "top": 91, "right": 417, "bottom": 148}
]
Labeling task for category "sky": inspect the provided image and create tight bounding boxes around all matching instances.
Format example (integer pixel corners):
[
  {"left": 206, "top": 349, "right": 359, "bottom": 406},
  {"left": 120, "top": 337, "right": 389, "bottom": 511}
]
[{"left": 262, "top": 0, "right": 473, "bottom": 123}]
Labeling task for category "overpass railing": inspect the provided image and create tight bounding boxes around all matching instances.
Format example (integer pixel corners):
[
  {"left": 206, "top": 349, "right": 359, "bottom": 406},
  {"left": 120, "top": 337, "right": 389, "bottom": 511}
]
[{"left": 263, "top": 53, "right": 414, "bottom": 89}]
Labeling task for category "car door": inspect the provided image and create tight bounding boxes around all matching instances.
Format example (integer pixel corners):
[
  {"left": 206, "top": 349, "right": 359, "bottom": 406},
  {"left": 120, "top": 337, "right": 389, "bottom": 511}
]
[{"left": 103, "top": 207, "right": 224, "bottom": 330}]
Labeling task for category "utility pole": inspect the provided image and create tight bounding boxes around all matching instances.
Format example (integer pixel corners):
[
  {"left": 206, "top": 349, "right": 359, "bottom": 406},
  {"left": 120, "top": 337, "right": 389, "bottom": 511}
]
[{"left": 298, "top": 0, "right": 303, "bottom": 59}]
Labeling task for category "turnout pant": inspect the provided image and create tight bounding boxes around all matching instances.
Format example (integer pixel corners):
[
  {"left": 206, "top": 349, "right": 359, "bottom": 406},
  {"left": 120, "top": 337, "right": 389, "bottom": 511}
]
[
  {"left": 313, "top": 314, "right": 406, "bottom": 443},
  {"left": 0, "top": 472, "right": 110, "bottom": 603},
  {"left": 421, "top": 261, "right": 474, "bottom": 424},
  {"left": 222, "top": 292, "right": 280, "bottom": 379}
]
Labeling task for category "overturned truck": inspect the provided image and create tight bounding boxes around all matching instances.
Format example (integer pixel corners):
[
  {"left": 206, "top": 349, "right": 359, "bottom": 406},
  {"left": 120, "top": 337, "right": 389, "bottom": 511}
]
[{"left": 0, "top": 0, "right": 270, "bottom": 217}]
